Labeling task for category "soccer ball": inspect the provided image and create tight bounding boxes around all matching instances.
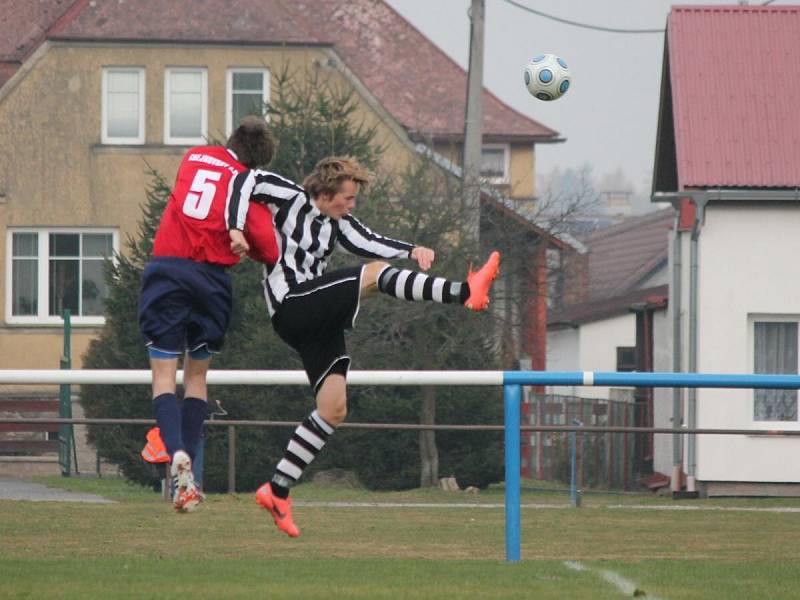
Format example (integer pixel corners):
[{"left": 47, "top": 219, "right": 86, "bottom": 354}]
[{"left": 524, "top": 54, "right": 571, "bottom": 101}]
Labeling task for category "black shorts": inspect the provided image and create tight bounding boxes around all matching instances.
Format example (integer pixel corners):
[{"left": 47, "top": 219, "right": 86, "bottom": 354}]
[
  {"left": 138, "top": 257, "right": 232, "bottom": 355},
  {"left": 272, "top": 266, "right": 363, "bottom": 393}
]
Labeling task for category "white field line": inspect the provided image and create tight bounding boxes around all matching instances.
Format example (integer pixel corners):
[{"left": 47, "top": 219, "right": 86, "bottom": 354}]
[
  {"left": 294, "top": 501, "right": 565, "bottom": 509},
  {"left": 564, "top": 561, "right": 665, "bottom": 600},
  {"left": 294, "top": 500, "right": 800, "bottom": 513},
  {"left": 608, "top": 504, "right": 800, "bottom": 513}
]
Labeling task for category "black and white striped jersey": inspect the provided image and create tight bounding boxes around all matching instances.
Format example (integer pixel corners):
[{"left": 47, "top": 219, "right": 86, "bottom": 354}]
[{"left": 231, "top": 169, "right": 416, "bottom": 316}]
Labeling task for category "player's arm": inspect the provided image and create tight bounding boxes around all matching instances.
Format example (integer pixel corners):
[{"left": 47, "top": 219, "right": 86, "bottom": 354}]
[
  {"left": 337, "top": 215, "right": 433, "bottom": 269},
  {"left": 226, "top": 169, "right": 303, "bottom": 261},
  {"left": 225, "top": 170, "right": 257, "bottom": 255}
]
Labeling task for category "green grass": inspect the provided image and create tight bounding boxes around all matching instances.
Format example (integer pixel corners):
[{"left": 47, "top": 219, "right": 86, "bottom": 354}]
[{"left": 2, "top": 477, "right": 800, "bottom": 598}]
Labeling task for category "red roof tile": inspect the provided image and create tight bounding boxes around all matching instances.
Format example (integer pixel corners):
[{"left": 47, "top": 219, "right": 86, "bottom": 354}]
[
  {"left": 284, "top": 0, "right": 558, "bottom": 140},
  {"left": 0, "top": 0, "right": 72, "bottom": 61},
  {"left": 667, "top": 6, "right": 800, "bottom": 188},
  {"left": 549, "top": 284, "right": 668, "bottom": 327},
  {"left": 0, "top": 0, "right": 76, "bottom": 84},
  {"left": 53, "top": 0, "right": 320, "bottom": 45},
  {"left": 582, "top": 208, "right": 672, "bottom": 300}
]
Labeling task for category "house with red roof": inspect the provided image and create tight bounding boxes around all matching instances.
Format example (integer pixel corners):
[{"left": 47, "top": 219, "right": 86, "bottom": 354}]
[
  {"left": 0, "top": 0, "right": 568, "bottom": 474},
  {"left": 546, "top": 4, "right": 800, "bottom": 494},
  {"left": 653, "top": 4, "right": 800, "bottom": 495}
]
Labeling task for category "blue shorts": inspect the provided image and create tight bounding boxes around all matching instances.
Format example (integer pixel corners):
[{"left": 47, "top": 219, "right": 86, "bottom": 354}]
[{"left": 138, "top": 257, "right": 232, "bottom": 358}]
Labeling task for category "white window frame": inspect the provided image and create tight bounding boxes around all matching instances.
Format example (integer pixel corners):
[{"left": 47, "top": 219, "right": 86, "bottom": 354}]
[
  {"left": 749, "top": 314, "right": 800, "bottom": 427},
  {"left": 480, "top": 143, "right": 510, "bottom": 184},
  {"left": 225, "top": 68, "right": 270, "bottom": 137},
  {"left": 101, "top": 67, "right": 145, "bottom": 145},
  {"left": 5, "top": 228, "right": 119, "bottom": 326},
  {"left": 164, "top": 67, "right": 208, "bottom": 145}
]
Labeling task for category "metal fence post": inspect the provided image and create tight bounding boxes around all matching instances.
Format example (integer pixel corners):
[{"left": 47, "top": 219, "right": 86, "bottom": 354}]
[
  {"left": 570, "top": 419, "right": 582, "bottom": 507},
  {"left": 504, "top": 383, "right": 521, "bottom": 563},
  {"left": 59, "top": 309, "right": 74, "bottom": 476},
  {"left": 228, "top": 425, "right": 236, "bottom": 493}
]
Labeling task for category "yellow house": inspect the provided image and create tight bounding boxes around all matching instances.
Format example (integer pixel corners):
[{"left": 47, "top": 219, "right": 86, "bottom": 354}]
[{"left": 0, "top": 0, "right": 562, "bottom": 473}]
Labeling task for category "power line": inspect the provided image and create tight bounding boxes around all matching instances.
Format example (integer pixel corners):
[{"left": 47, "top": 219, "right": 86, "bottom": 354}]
[{"left": 501, "top": 0, "right": 665, "bottom": 34}]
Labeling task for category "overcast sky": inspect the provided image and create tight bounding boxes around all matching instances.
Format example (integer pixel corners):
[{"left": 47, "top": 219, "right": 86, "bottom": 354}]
[{"left": 384, "top": 0, "right": 785, "bottom": 193}]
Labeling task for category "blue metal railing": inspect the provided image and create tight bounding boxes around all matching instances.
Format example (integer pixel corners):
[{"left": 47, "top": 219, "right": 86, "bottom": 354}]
[{"left": 500, "top": 370, "right": 800, "bottom": 563}]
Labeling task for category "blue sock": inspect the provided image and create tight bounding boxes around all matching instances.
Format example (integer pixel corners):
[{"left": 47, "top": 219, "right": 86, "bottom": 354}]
[
  {"left": 182, "top": 397, "right": 207, "bottom": 463},
  {"left": 153, "top": 393, "right": 183, "bottom": 458}
]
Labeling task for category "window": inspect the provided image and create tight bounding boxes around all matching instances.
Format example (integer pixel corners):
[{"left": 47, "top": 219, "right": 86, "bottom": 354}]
[
  {"left": 754, "top": 321, "right": 798, "bottom": 421},
  {"left": 164, "top": 68, "right": 207, "bottom": 145},
  {"left": 6, "top": 230, "right": 117, "bottom": 325},
  {"left": 102, "top": 68, "right": 145, "bottom": 144},
  {"left": 480, "top": 144, "right": 509, "bottom": 182},
  {"left": 616, "top": 347, "right": 637, "bottom": 372},
  {"left": 226, "top": 68, "right": 269, "bottom": 136}
]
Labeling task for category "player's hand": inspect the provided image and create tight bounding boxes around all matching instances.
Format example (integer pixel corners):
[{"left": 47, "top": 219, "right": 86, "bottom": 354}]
[
  {"left": 229, "top": 229, "right": 250, "bottom": 256},
  {"left": 411, "top": 246, "right": 434, "bottom": 271}
]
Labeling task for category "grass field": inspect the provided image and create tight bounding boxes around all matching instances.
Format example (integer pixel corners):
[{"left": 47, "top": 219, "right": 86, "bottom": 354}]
[{"left": 2, "top": 477, "right": 800, "bottom": 599}]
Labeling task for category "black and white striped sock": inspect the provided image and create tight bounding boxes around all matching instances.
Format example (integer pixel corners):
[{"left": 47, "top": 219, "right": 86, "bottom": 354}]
[
  {"left": 271, "top": 410, "right": 335, "bottom": 497},
  {"left": 377, "top": 266, "right": 469, "bottom": 304}
]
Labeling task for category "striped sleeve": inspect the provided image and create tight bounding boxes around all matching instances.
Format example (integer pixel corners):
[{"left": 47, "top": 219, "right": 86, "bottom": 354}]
[
  {"left": 226, "top": 169, "right": 305, "bottom": 230},
  {"left": 226, "top": 170, "right": 255, "bottom": 230},
  {"left": 337, "top": 214, "right": 415, "bottom": 259},
  {"left": 251, "top": 170, "right": 305, "bottom": 207}
]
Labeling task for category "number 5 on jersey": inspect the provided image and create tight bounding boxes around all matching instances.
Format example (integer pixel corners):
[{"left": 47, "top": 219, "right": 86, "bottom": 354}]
[{"left": 183, "top": 169, "right": 222, "bottom": 219}]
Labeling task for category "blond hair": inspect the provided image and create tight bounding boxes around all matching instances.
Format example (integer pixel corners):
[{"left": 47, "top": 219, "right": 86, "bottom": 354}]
[{"left": 303, "top": 156, "right": 372, "bottom": 198}]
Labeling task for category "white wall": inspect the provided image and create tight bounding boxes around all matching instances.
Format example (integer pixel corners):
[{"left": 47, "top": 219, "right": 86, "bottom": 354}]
[
  {"left": 693, "top": 204, "right": 800, "bottom": 482},
  {"left": 652, "top": 308, "right": 675, "bottom": 475},
  {"left": 546, "top": 313, "right": 636, "bottom": 399},
  {"left": 546, "top": 327, "right": 580, "bottom": 396},
  {"left": 578, "top": 314, "right": 636, "bottom": 399}
]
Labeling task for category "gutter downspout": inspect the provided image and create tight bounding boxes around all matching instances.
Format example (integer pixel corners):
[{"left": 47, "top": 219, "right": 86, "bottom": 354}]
[
  {"left": 687, "top": 195, "right": 708, "bottom": 493},
  {"left": 670, "top": 206, "right": 683, "bottom": 491}
]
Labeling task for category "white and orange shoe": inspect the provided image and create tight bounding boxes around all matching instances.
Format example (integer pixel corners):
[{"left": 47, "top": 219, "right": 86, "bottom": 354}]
[
  {"left": 256, "top": 483, "right": 300, "bottom": 538},
  {"left": 465, "top": 251, "right": 501, "bottom": 311},
  {"left": 171, "top": 450, "right": 200, "bottom": 513}
]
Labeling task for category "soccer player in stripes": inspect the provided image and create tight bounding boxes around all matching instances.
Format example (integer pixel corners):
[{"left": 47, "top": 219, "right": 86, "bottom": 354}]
[
  {"left": 232, "top": 156, "right": 500, "bottom": 537},
  {"left": 138, "top": 117, "right": 278, "bottom": 512}
]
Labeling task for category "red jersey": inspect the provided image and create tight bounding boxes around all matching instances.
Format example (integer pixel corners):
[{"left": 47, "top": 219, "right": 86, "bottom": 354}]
[{"left": 153, "top": 146, "right": 250, "bottom": 266}]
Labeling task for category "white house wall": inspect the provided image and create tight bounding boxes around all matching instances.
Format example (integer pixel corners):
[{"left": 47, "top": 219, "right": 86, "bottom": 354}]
[
  {"left": 652, "top": 307, "right": 675, "bottom": 476},
  {"left": 695, "top": 204, "right": 800, "bottom": 482},
  {"left": 546, "top": 314, "right": 637, "bottom": 399},
  {"left": 546, "top": 327, "right": 580, "bottom": 396},
  {"left": 579, "top": 314, "right": 636, "bottom": 399}
]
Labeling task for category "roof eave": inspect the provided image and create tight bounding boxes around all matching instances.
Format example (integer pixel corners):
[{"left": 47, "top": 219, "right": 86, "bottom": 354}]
[
  {"left": 411, "top": 131, "right": 564, "bottom": 145},
  {"left": 47, "top": 36, "right": 333, "bottom": 49}
]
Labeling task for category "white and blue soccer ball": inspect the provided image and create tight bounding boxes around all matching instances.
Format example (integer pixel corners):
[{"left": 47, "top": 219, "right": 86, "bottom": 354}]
[{"left": 524, "top": 53, "right": 571, "bottom": 101}]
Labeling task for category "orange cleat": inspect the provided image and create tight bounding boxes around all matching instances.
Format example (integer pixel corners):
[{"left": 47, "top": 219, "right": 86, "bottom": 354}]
[
  {"left": 255, "top": 483, "right": 300, "bottom": 538},
  {"left": 141, "top": 427, "right": 169, "bottom": 464},
  {"left": 464, "top": 251, "right": 501, "bottom": 311}
]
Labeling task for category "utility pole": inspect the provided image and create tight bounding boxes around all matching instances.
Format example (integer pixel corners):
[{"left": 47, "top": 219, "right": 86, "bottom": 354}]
[{"left": 462, "top": 0, "right": 485, "bottom": 243}]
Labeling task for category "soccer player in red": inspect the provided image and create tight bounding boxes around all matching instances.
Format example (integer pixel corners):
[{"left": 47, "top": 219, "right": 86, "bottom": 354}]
[{"left": 138, "top": 116, "right": 277, "bottom": 512}]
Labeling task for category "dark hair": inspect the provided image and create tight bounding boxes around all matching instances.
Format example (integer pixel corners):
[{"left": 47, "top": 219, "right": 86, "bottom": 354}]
[
  {"left": 302, "top": 156, "right": 372, "bottom": 199},
  {"left": 225, "top": 115, "right": 276, "bottom": 168}
]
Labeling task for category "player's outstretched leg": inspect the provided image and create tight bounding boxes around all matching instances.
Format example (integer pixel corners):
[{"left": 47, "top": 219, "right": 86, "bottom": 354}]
[{"left": 376, "top": 250, "right": 501, "bottom": 312}]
